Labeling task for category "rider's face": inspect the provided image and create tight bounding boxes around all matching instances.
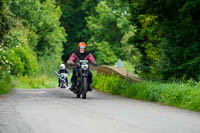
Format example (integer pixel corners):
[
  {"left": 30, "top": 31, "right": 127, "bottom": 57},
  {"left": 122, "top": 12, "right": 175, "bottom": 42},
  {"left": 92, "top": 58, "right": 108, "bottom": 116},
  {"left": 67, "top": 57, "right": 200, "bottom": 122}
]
[{"left": 80, "top": 48, "right": 85, "bottom": 53}]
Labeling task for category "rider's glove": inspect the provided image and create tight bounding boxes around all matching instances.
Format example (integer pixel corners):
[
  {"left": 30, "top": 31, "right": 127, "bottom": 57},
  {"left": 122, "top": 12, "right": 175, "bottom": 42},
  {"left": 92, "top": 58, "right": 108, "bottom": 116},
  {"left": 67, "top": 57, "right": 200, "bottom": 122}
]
[
  {"left": 77, "top": 63, "right": 81, "bottom": 67},
  {"left": 92, "top": 62, "right": 97, "bottom": 66},
  {"left": 67, "top": 60, "right": 75, "bottom": 66}
]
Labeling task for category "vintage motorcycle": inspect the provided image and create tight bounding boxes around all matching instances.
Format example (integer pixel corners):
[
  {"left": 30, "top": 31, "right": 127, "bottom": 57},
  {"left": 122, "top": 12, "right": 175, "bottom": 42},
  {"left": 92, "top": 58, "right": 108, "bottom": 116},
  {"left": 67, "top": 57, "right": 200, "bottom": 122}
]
[
  {"left": 55, "top": 72, "right": 68, "bottom": 88},
  {"left": 71, "top": 60, "right": 92, "bottom": 99}
]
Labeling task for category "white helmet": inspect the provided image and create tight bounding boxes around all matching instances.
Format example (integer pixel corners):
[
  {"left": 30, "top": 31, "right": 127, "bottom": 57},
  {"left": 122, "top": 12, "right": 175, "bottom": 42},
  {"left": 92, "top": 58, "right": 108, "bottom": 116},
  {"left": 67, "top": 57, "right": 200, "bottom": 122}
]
[{"left": 60, "top": 64, "right": 65, "bottom": 69}]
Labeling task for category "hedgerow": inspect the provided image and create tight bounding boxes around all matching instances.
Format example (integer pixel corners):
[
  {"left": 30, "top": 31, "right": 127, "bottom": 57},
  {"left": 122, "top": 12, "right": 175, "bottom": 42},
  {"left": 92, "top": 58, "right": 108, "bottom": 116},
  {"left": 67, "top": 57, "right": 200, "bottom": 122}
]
[
  {"left": 92, "top": 74, "right": 200, "bottom": 112},
  {"left": 0, "top": 67, "right": 12, "bottom": 94}
]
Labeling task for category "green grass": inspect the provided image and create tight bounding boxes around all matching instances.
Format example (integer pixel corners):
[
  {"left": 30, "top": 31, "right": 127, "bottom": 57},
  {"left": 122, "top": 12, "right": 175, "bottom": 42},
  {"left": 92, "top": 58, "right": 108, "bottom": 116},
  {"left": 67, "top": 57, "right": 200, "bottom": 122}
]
[
  {"left": 92, "top": 74, "right": 200, "bottom": 112},
  {"left": 13, "top": 75, "right": 58, "bottom": 89},
  {"left": 13, "top": 69, "right": 73, "bottom": 89}
]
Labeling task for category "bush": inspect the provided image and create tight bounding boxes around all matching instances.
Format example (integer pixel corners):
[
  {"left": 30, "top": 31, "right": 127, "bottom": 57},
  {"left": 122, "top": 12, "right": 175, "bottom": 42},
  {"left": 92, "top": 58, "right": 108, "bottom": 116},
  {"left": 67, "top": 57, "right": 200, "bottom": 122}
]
[
  {"left": 5, "top": 49, "right": 25, "bottom": 76},
  {"left": 8, "top": 0, "right": 66, "bottom": 57},
  {"left": 5, "top": 46, "right": 38, "bottom": 76},
  {"left": 92, "top": 74, "right": 200, "bottom": 111},
  {"left": 14, "top": 46, "right": 38, "bottom": 76},
  {"left": 0, "top": 67, "right": 12, "bottom": 94},
  {"left": 38, "top": 55, "right": 62, "bottom": 77},
  {"left": 92, "top": 74, "right": 123, "bottom": 94},
  {"left": 1, "top": 21, "right": 38, "bottom": 76}
]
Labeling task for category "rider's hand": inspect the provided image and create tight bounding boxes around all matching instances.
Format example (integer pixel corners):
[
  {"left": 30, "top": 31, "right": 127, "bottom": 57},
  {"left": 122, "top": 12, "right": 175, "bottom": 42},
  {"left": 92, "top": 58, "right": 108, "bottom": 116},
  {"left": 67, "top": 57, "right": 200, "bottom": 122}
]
[
  {"left": 77, "top": 63, "right": 81, "bottom": 67},
  {"left": 67, "top": 61, "right": 75, "bottom": 66},
  {"left": 92, "top": 62, "right": 97, "bottom": 66}
]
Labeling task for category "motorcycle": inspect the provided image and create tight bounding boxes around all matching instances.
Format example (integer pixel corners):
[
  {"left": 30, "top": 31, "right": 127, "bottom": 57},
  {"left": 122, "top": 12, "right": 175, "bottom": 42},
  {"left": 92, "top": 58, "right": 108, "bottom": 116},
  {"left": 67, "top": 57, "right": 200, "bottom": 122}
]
[
  {"left": 55, "top": 72, "right": 68, "bottom": 88},
  {"left": 72, "top": 60, "right": 91, "bottom": 99}
]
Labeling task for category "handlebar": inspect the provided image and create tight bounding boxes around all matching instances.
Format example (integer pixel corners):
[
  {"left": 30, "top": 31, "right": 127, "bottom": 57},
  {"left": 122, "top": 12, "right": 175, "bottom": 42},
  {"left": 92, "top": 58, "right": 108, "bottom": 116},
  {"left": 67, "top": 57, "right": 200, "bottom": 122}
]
[{"left": 67, "top": 60, "right": 97, "bottom": 66}]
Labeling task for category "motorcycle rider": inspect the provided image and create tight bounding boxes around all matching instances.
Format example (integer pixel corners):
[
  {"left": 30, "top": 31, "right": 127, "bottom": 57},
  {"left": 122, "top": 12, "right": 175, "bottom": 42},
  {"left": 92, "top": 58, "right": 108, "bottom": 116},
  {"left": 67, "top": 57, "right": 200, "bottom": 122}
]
[
  {"left": 67, "top": 42, "right": 97, "bottom": 91},
  {"left": 58, "top": 64, "right": 70, "bottom": 87}
]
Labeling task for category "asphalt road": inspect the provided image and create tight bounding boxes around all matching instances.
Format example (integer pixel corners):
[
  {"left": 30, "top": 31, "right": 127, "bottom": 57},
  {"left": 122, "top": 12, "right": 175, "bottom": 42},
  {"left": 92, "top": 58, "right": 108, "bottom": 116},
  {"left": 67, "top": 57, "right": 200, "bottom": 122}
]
[{"left": 0, "top": 88, "right": 200, "bottom": 133}]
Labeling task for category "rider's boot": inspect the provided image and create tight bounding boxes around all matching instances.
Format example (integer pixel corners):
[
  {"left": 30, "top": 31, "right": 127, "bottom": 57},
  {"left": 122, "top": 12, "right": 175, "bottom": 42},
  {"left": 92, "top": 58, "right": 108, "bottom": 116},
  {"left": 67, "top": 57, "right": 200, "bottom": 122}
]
[
  {"left": 69, "top": 83, "right": 75, "bottom": 91},
  {"left": 58, "top": 82, "right": 60, "bottom": 87},
  {"left": 66, "top": 82, "right": 68, "bottom": 87}
]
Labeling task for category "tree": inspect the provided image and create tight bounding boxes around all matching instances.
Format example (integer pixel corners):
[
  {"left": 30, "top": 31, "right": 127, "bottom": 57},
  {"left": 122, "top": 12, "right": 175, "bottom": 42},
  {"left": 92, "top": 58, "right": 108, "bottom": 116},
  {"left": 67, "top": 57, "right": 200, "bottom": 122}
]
[
  {"left": 8, "top": 0, "right": 66, "bottom": 58},
  {"left": 57, "top": 0, "right": 100, "bottom": 61},
  {"left": 0, "top": 0, "right": 12, "bottom": 43},
  {"left": 86, "top": 0, "right": 137, "bottom": 65},
  {"left": 131, "top": 14, "right": 162, "bottom": 79},
  {"left": 0, "top": 0, "right": 5, "bottom": 42},
  {"left": 1, "top": 0, "right": 67, "bottom": 76},
  {"left": 128, "top": 0, "right": 200, "bottom": 80}
]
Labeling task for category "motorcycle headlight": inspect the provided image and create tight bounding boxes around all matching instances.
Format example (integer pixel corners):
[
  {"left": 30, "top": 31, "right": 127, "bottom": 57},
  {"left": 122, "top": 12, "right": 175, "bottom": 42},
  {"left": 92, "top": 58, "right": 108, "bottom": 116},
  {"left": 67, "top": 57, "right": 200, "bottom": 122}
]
[
  {"left": 60, "top": 73, "right": 67, "bottom": 78},
  {"left": 81, "top": 64, "right": 88, "bottom": 70}
]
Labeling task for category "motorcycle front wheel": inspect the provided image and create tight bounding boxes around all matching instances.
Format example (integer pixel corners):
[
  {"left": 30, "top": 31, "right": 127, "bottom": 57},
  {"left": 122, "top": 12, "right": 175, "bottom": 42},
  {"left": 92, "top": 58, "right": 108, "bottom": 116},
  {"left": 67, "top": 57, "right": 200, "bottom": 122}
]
[
  {"left": 77, "top": 94, "right": 80, "bottom": 98},
  {"left": 82, "top": 77, "right": 88, "bottom": 99},
  {"left": 61, "top": 82, "right": 65, "bottom": 88}
]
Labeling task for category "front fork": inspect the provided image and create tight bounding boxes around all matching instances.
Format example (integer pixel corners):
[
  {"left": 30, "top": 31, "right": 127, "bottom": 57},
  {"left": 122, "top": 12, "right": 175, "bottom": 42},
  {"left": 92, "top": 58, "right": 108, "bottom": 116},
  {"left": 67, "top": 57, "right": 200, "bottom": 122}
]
[
  {"left": 76, "top": 69, "right": 88, "bottom": 92},
  {"left": 81, "top": 70, "right": 88, "bottom": 90}
]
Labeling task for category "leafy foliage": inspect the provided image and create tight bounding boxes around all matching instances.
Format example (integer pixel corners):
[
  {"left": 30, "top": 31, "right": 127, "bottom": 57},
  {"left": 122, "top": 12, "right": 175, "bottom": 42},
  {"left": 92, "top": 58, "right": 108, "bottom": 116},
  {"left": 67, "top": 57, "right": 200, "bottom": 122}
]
[
  {"left": 128, "top": 0, "right": 200, "bottom": 80},
  {"left": 1, "top": 0, "right": 66, "bottom": 93},
  {"left": 92, "top": 74, "right": 200, "bottom": 111},
  {"left": 132, "top": 15, "right": 162, "bottom": 79},
  {"left": 7, "top": 0, "right": 66, "bottom": 57},
  {"left": 0, "top": 67, "right": 12, "bottom": 94},
  {"left": 86, "top": 0, "right": 137, "bottom": 65},
  {"left": 93, "top": 41, "right": 117, "bottom": 65},
  {"left": 1, "top": 22, "right": 38, "bottom": 76},
  {"left": 57, "top": 0, "right": 100, "bottom": 60},
  {"left": 58, "top": 0, "right": 139, "bottom": 66}
]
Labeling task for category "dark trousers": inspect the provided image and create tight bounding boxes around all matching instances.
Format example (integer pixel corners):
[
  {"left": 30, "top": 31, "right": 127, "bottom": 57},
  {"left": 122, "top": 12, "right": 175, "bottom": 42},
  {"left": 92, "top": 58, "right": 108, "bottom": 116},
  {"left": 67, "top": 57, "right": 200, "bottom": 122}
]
[{"left": 71, "top": 68, "right": 92, "bottom": 84}]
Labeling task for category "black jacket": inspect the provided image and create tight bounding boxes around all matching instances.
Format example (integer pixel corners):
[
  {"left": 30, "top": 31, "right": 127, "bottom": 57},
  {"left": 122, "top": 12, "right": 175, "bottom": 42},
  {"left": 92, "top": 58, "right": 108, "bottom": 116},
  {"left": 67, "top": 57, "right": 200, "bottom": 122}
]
[{"left": 58, "top": 69, "right": 70, "bottom": 74}]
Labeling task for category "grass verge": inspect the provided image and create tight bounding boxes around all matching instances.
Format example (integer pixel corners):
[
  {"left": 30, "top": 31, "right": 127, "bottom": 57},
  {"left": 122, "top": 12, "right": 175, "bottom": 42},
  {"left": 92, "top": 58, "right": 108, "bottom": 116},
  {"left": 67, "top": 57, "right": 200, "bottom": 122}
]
[
  {"left": 13, "top": 70, "right": 73, "bottom": 89},
  {"left": 92, "top": 74, "right": 200, "bottom": 112},
  {"left": 0, "top": 71, "right": 12, "bottom": 94},
  {"left": 13, "top": 75, "right": 58, "bottom": 89}
]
